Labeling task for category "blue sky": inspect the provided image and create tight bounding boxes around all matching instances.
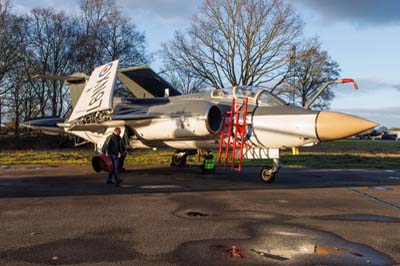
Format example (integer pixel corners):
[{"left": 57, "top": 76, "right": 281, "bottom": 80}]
[{"left": 12, "top": 0, "right": 400, "bottom": 128}]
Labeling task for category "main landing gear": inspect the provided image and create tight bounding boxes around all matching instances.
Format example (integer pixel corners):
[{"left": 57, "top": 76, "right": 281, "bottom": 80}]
[
  {"left": 260, "top": 158, "right": 280, "bottom": 183},
  {"left": 171, "top": 151, "right": 187, "bottom": 167},
  {"left": 170, "top": 150, "right": 197, "bottom": 167}
]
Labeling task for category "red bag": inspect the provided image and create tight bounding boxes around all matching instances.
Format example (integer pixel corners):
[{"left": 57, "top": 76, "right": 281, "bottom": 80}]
[{"left": 92, "top": 154, "right": 113, "bottom": 172}]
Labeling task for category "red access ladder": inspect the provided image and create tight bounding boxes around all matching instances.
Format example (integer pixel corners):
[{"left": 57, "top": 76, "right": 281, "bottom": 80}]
[{"left": 217, "top": 97, "right": 249, "bottom": 171}]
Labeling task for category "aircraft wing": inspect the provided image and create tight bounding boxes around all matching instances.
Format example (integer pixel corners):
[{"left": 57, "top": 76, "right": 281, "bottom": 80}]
[
  {"left": 118, "top": 65, "right": 181, "bottom": 98},
  {"left": 68, "top": 60, "right": 119, "bottom": 122},
  {"left": 67, "top": 113, "right": 162, "bottom": 132}
]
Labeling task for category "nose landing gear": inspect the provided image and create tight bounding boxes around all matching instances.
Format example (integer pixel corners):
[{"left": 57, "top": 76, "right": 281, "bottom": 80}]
[{"left": 260, "top": 158, "right": 280, "bottom": 183}]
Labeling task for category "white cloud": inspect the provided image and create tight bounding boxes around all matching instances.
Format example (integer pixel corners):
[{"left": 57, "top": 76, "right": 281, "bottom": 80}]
[
  {"left": 11, "top": 0, "right": 201, "bottom": 22},
  {"left": 12, "top": 0, "right": 79, "bottom": 14},
  {"left": 291, "top": 0, "right": 400, "bottom": 26},
  {"left": 118, "top": 0, "right": 200, "bottom": 22}
]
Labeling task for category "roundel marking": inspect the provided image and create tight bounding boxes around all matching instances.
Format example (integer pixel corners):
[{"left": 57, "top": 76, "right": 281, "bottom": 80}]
[{"left": 99, "top": 63, "right": 113, "bottom": 77}]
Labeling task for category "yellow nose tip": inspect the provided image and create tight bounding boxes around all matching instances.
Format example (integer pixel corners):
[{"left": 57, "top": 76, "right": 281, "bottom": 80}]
[{"left": 316, "top": 111, "right": 379, "bottom": 141}]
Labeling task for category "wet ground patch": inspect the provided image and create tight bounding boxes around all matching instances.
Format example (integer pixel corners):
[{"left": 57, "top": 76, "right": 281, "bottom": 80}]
[
  {"left": 170, "top": 194, "right": 396, "bottom": 265},
  {"left": 316, "top": 214, "right": 400, "bottom": 223},
  {"left": 185, "top": 211, "right": 209, "bottom": 217},
  {"left": 172, "top": 223, "right": 396, "bottom": 266},
  {"left": 368, "top": 186, "right": 393, "bottom": 190}
]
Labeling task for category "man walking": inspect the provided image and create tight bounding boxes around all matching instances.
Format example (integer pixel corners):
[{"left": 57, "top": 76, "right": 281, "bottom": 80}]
[
  {"left": 118, "top": 134, "right": 127, "bottom": 172},
  {"left": 106, "top": 127, "right": 124, "bottom": 185}
]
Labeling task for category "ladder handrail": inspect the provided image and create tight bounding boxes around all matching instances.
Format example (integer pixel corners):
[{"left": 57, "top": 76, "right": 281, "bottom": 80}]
[
  {"left": 217, "top": 97, "right": 249, "bottom": 171},
  {"left": 237, "top": 97, "right": 248, "bottom": 171},
  {"left": 224, "top": 99, "right": 235, "bottom": 168}
]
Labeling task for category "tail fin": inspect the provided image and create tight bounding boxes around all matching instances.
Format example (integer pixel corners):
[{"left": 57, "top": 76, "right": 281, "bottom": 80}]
[
  {"left": 68, "top": 60, "right": 119, "bottom": 123},
  {"left": 32, "top": 73, "right": 88, "bottom": 108}
]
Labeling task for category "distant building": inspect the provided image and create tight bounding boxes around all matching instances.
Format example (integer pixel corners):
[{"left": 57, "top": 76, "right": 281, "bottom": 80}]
[{"left": 389, "top": 128, "right": 400, "bottom": 139}]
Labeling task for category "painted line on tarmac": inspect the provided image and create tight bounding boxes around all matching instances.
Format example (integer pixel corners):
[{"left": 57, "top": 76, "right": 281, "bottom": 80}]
[{"left": 347, "top": 188, "right": 400, "bottom": 212}]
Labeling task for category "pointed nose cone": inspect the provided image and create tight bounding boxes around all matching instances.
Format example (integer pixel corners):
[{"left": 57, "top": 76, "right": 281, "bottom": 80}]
[{"left": 316, "top": 111, "right": 379, "bottom": 141}]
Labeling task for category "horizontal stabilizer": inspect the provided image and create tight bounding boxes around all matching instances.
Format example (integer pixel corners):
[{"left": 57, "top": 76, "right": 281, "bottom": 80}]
[
  {"left": 32, "top": 74, "right": 88, "bottom": 82},
  {"left": 21, "top": 117, "right": 66, "bottom": 135}
]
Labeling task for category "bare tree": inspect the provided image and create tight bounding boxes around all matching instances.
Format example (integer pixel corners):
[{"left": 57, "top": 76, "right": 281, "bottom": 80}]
[
  {"left": 162, "top": 66, "right": 206, "bottom": 94},
  {"left": 1, "top": 0, "right": 152, "bottom": 131},
  {"left": 160, "top": 45, "right": 206, "bottom": 94},
  {"left": 24, "top": 8, "right": 76, "bottom": 117},
  {"left": 280, "top": 37, "right": 340, "bottom": 109},
  {"left": 0, "top": 0, "right": 19, "bottom": 83},
  {"left": 75, "top": 0, "right": 149, "bottom": 73},
  {"left": 0, "top": 0, "right": 28, "bottom": 133},
  {"left": 101, "top": 4, "right": 148, "bottom": 68},
  {"left": 162, "top": 0, "right": 302, "bottom": 89}
]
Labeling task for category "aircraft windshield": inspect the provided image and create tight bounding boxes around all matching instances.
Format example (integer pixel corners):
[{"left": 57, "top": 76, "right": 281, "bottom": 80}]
[
  {"left": 233, "top": 86, "right": 258, "bottom": 99},
  {"left": 255, "top": 90, "right": 287, "bottom": 106},
  {"left": 210, "top": 86, "right": 286, "bottom": 106},
  {"left": 211, "top": 89, "right": 230, "bottom": 99}
]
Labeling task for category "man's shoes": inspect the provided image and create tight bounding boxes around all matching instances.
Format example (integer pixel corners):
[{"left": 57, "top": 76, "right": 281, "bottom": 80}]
[
  {"left": 106, "top": 180, "right": 114, "bottom": 184},
  {"left": 115, "top": 179, "right": 123, "bottom": 187}
]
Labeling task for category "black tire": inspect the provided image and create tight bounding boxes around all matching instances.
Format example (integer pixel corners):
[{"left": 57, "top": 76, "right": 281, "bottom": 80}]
[
  {"left": 171, "top": 154, "right": 187, "bottom": 167},
  {"left": 260, "top": 167, "right": 276, "bottom": 183}
]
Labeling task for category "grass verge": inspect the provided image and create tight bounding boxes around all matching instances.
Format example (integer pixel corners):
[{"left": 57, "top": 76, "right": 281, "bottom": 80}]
[{"left": 0, "top": 140, "right": 399, "bottom": 169}]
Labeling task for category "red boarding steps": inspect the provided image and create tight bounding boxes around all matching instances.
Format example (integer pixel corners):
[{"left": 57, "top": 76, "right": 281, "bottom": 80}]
[{"left": 217, "top": 97, "right": 249, "bottom": 171}]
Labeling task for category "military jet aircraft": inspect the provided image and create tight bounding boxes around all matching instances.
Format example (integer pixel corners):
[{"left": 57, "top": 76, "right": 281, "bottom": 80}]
[{"left": 23, "top": 60, "right": 378, "bottom": 183}]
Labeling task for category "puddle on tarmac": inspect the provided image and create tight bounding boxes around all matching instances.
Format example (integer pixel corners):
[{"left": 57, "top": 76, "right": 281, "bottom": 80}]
[
  {"left": 139, "top": 185, "right": 182, "bottom": 189},
  {"left": 368, "top": 186, "right": 393, "bottom": 190},
  {"left": 185, "top": 211, "right": 209, "bottom": 217},
  {"left": 174, "top": 223, "right": 395, "bottom": 266},
  {"left": 317, "top": 214, "right": 400, "bottom": 223},
  {"left": 277, "top": 200, "right": 288, "bottom": 203},
  {"left": 177, "top": 209, "right": 287, "bottom": 222},
  {"left": 119, "top": 184, "right": 135, "bottom": 188}
]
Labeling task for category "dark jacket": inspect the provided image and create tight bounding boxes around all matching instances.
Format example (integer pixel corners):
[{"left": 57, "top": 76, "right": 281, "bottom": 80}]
[{"left": 107, "top": 134, "right": 122, "bottom": 155}]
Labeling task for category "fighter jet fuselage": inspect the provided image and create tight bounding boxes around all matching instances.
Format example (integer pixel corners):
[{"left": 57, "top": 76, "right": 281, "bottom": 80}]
[{"left": 22, "top": 60, "right": 378, "bottom": 183}]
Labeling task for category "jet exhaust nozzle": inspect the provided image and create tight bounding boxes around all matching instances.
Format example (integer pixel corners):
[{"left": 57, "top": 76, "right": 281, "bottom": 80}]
[{"left": 206, "top": 105, "right": 223, "bottom": 134}]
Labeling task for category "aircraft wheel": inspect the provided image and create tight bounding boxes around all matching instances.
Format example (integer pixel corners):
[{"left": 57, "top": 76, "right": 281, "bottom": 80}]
[
  {"left": 171, "top": 153, "right": 187, "bottom": 167},
  {"left": 260, "top": 167, "right": 276, "bottom": 183}
]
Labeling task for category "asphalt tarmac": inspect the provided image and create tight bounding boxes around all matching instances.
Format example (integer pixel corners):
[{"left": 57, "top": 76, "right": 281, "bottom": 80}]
[{"left": 0, "top": 164, "right": 400, "bottom": 265}]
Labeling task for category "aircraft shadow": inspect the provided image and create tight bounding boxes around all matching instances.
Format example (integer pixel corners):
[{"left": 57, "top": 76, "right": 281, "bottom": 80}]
[{"left": 0, "top": 166, "right": 399, "bottom": 198}]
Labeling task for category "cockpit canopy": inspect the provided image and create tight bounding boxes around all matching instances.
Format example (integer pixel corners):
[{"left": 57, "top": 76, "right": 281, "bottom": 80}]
[{"left": 211, "top": 86, "right": 287, "bottom": 106}]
